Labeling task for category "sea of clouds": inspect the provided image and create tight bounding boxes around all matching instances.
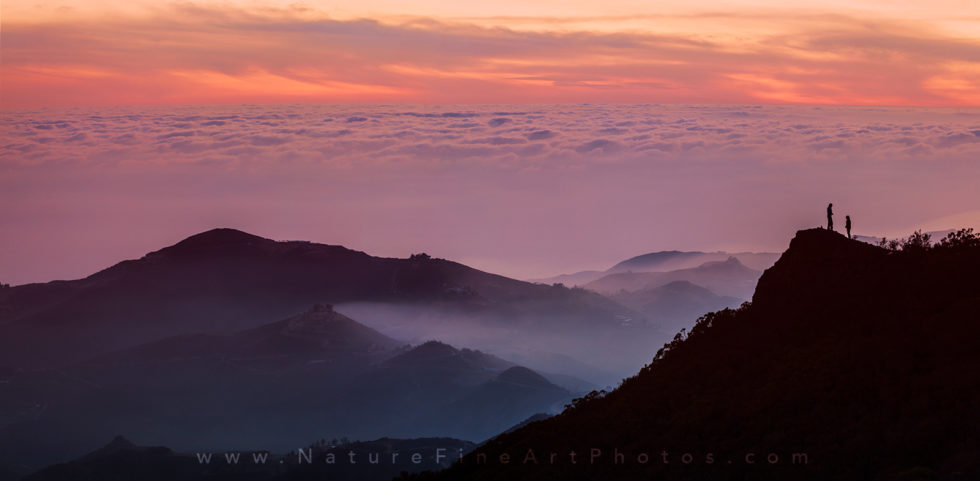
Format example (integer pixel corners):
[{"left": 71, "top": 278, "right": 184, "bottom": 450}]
[{"left": 3, "top": 104, "right": 980, "bottom": 168}]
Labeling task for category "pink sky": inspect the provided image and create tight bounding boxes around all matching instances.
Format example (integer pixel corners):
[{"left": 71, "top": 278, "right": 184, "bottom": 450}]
[
  {"left": 1, "top": 2, "right": 979, "bottom": 285},
  {"left": 2, "top": 1, "right": 979, "bottom": 108}
]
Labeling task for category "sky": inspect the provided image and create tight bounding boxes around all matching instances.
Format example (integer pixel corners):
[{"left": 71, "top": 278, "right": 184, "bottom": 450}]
[
  {"left": 1, "top": 2, "right": 979, "bottom": 285},
  {"left": 2, "top": 0, "right": 979, "bottom": 107}
]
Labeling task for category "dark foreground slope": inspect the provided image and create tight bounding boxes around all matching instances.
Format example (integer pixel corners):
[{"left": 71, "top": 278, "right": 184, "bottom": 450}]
[{"left": 421, "top": 228, "right": 980, "bottom": 481}]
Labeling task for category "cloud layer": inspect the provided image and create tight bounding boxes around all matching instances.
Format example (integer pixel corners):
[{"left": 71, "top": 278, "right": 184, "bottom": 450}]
[{"left": 3, "top": 104, "right": 980, "bottom": 167}]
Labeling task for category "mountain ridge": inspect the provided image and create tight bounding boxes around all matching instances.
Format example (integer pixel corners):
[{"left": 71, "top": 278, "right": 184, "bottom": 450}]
[{"left": 0, "top": 228, "right": 638, "bottom": 368}]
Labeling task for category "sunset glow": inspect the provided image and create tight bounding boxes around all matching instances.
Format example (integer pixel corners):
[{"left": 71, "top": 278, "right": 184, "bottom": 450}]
[
  {"left": 2, "top": 1, "right": 979, "bottom": 286},
  {"left": 3, "top": 0, "right": 979, "bottom": 108}
]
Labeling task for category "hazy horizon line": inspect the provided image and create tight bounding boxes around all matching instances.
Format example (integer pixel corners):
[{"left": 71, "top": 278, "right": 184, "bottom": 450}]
[{"left": 6, "top": 223, "right": 975, "bottom": 288}]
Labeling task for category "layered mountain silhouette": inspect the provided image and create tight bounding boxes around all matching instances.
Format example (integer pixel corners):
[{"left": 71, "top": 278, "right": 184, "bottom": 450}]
[
  {"left": 0, "top": 306, "right": 570, "bottom": 475},
  {"left": 0, "top": 228, "right": 637, "bottom": 369},
  {"left": 0, "top": 228, "right": 777, "bottom": 387},
  {"left": 584, "top": 256, "right": 761, "bottom": 299},
  {"left": 609, "top": 250, "right": 778, "bottom": 273},
  {"left": 532, "top": 250, "right": 778, "bottom": 287},
  {"left": 419, "top": 228, "right": 980, "bottom": 481},
  {"left": 532, "top": 252, "right": 773, "bottom": 351}
]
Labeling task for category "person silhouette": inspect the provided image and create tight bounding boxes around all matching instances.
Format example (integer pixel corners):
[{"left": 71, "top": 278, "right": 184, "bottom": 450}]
[
  {"left": 845, "top": 215, "right": 852, "bottom": 239},
  {"left": 827, "top": 203, "right": 834, "bottom": 231}
]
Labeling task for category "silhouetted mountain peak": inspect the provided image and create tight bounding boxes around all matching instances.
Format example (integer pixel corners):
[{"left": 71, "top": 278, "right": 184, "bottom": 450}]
[
  {"left": 153, "top": 228, "right": 275, "bottom": 259},
  {"left": 383, "top": 341, "right": 515, "bottom": 375},
  {"left": 609, "top": 250, "right": 701, "bottom": 272},
  {"left": 404, "top": 340, "right": 460, "bottom": 360},
  {"left": 103, "top": 435, "right": 135, "bottom": 451},
  {"left": 78, "top": 435, "right": 158, "bottom": 462},
  {"left": 782, "top": 226, "right": 869, "bottom": 255},
  {"left": 753, "top": 228, "right": 884, "bottom": 309},
  {"left": 699, "top": 255, "right": 748, "bottom": 270},
  {"left": 263, "top": 305, "right": 404, "bottom": 353},
  {"left": 174, "top": 227, "right": 268, "bottom": 247}
]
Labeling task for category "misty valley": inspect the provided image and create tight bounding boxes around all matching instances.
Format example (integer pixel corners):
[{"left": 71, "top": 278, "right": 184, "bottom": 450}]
[{"left": 0, "top": 228, "right": 771, "bottom": 480}]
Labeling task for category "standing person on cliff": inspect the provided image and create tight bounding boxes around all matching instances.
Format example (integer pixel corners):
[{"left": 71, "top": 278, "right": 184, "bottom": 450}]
[{"left": 827, "top": 203, "right": 834, "bottom": 231}]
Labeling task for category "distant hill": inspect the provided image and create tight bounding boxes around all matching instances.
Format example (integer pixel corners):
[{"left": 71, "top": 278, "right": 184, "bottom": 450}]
[
  {"left": 584, "top": 256, "right": 761, "bottom": 299},
  {"left": 0, "top": 307, "right": 570, "bottom": 474},
  {"left": 423, "top": 228, "right": 980, "bottom": 480},
  {"left": 0, "top": 228, "right": 637, "bottom": 368},
  {"left": 609, "top": 250, "right": 778, "bottom": 273},
  {"left": 532, "top": 250, "right": 778, "bottom": 286}
]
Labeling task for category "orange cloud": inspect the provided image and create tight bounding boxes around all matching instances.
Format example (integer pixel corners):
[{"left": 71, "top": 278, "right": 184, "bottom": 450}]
[{"left": 1, "top": 6, "right": 979, "bottom": 108}]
